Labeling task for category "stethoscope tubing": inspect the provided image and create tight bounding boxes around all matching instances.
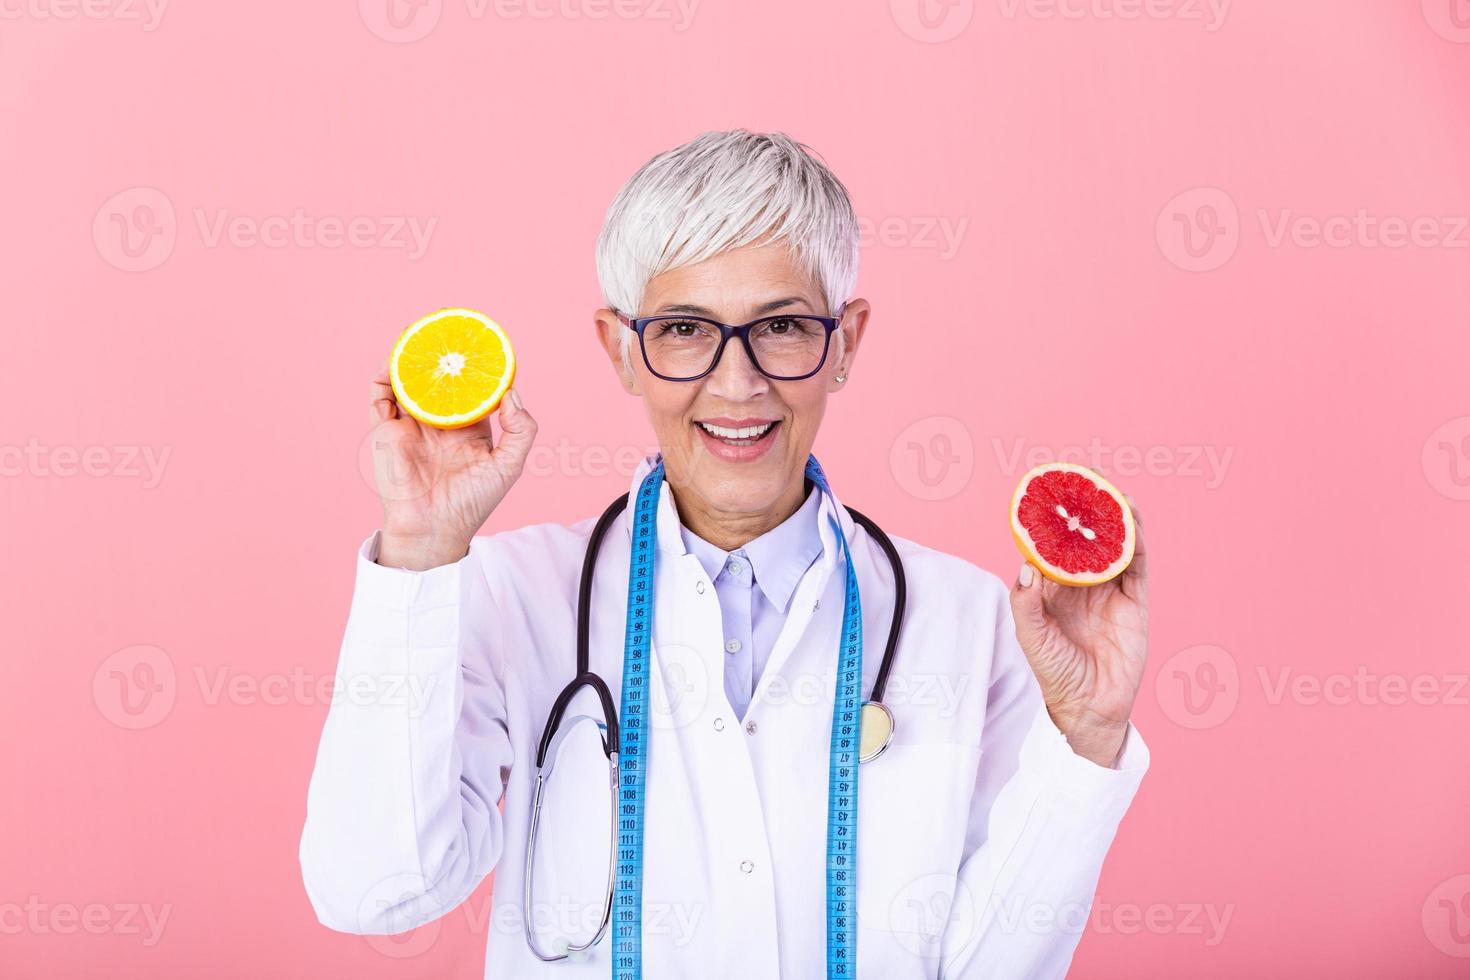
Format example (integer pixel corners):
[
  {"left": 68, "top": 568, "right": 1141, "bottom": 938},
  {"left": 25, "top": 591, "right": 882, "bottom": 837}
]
[
  {"left": 564, "top": 475, "right": 906, "bottom": 734},
  {"left": 524, "top": 473, "right": 908, "bottom": 962}
]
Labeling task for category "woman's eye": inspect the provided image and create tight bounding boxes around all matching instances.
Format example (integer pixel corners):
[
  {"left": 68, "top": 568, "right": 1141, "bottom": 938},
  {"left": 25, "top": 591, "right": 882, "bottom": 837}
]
[
  {"left": 656, "top": 320, "right": 704, "bottom": 337},
  {"left": 766, "top": 317, "right": 819, "bottom": 335}
]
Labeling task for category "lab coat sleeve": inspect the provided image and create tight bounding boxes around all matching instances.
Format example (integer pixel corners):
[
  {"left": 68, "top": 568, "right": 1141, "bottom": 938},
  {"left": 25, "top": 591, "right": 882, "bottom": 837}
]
[
  {"left": 298, "top": 530, "right": 512, "bottom": 935},
  {"left": 939, "top": 574, "right": 1150, "bottom": 979}
]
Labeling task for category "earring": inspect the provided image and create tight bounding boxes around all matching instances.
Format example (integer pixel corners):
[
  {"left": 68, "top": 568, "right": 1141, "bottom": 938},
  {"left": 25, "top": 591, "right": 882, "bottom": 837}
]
[{"left": 835, "top": 372, "right": 847, "bottom": 383}]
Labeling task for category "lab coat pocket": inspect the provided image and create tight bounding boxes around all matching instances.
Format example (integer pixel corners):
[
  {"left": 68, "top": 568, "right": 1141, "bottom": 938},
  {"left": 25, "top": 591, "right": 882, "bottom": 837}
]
[
  {"left": 527, "top": 713, "right": 614, "bottom": 952},
  {"left": 857, "top": 742, "right": 986, "bottom": 976}
]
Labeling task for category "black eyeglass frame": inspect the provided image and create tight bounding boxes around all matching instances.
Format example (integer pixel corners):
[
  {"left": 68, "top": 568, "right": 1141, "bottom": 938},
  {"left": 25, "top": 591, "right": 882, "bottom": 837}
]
[{"left": 614, "top": 309, "right": 844, "bottom": 382}]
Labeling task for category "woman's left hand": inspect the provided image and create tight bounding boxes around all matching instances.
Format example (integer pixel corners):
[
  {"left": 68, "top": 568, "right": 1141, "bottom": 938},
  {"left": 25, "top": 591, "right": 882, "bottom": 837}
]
[{"left": 1008, "top": 497, "right": 1148, "bottom": 767}]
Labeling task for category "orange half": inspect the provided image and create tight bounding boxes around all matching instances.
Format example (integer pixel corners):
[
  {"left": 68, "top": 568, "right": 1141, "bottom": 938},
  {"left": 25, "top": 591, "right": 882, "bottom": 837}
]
[{"left": 389, "top": 308, "right": 516, "bottom": 429}]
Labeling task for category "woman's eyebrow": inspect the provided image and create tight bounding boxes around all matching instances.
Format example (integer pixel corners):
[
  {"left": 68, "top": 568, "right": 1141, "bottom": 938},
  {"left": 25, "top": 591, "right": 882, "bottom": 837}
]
[{"left": 656, "top": 296, "right": 812, "bottom": 316}]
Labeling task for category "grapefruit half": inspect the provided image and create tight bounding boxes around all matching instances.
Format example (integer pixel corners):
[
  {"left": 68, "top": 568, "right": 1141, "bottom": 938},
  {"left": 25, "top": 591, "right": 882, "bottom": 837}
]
[{"left": 1009, "top": 462, "right": 1136, "bottom": 586}]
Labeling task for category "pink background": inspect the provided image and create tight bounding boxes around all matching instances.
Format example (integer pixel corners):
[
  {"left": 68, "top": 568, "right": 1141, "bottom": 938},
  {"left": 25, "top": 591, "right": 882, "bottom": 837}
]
[{"left": 3, "top": 0, "right": 1469, "bottom": 976}]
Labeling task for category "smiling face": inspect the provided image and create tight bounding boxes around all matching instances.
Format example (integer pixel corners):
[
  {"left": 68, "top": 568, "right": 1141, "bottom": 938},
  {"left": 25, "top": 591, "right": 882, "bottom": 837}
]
[{"left": 595, "top": 242, "right": 869, "bottom": 548}]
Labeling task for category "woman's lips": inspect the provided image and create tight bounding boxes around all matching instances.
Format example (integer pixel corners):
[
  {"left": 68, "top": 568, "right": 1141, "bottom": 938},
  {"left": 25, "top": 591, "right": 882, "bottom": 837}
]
[{"left": 694, "top": 419, "right": 781, "bottom": 463}]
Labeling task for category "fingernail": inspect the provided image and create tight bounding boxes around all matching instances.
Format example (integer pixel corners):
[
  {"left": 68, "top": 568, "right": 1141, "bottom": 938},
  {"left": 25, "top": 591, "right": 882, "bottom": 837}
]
[
  {"left": 1018, "top": 563, "right": 1034, "bottom": 588},
  {"left": 509, "top": 388, "right": 524, "bottom": 412}
]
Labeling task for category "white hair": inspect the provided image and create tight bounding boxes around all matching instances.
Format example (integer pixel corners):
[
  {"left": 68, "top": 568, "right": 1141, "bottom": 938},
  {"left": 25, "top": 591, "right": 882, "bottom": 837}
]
[{"left": 595, "top": 129, "right": 860, "bottom": 374}]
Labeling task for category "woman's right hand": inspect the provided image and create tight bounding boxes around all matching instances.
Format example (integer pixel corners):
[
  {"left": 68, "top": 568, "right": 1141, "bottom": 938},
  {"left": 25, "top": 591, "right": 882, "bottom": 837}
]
[{"left": 368, "top": 368, "right": 538, "bottom": 570}]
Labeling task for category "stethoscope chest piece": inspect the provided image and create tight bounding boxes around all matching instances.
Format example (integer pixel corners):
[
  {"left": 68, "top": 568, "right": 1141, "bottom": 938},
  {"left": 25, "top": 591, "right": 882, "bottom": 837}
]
[{"left": 858, "top": 700, "right": 895, "bottom": 764}]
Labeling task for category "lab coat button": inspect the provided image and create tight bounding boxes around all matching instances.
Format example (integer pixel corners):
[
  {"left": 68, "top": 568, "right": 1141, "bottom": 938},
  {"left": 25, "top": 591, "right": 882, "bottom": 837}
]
[
  {"left": 695, "top": 580, "right": 706, "bottom": 594},
  {"left": 712, "top": 717, "right": 725, "bottom": 732},
  {"left": 745, "top": 721, "right": 757, "bottom": 735},
  {"left": 740, "top": 860, "right": 755, "bottom": 874}
]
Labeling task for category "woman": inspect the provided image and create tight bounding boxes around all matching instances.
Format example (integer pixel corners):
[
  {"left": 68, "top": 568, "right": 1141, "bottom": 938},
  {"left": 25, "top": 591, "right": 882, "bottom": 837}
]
[{"left": 300, "top": 129, "right": 1150, "bottom": 979}]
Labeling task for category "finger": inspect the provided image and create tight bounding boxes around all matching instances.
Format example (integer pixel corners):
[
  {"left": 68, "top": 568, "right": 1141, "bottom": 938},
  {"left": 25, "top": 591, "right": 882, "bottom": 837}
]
[
  {"left": 370, "top": 368, "right": 399, "bottom": 424},
  {"left": 1123, "top": 493, "right": 1146, "bottom": 563},
  {"left": 1124, "top": 492, "right": 1144, "bottom": 532},
  {"left": 489, "top": 386, "right": 537, "bottom": 474},
  {"left": 1009, "top": 561, "right": 1050, "bottom": 655},
  {"left": 1122, "top": 493, "right": 1148, "bottom": 598}
]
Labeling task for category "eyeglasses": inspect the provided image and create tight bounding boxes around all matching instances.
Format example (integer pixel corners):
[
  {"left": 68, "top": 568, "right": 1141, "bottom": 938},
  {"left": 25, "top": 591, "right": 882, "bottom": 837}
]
[{"left": 616, "top": 309, "right": 842, "bottom": 382}]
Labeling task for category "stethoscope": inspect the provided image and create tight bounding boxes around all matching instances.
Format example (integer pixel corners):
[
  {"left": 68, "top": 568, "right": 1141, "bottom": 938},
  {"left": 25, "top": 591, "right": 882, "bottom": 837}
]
[{"left": 523, "top": 460, "right": 908, "bottom": 967}]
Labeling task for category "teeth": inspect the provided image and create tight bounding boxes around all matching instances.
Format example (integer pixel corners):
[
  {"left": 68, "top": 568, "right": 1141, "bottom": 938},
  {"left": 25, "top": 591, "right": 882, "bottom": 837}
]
[{"left": 698, "top": 421, "right": 775, "bottom": 440}]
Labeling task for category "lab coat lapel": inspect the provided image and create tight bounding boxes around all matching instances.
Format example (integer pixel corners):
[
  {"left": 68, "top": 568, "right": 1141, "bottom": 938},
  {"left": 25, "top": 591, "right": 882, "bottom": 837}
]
[
  {"left": 749, "top": 481, "right": 853, "bottom": 713},
  {"left": 623, "top": 453, "right": 728, "bottom": 727}
]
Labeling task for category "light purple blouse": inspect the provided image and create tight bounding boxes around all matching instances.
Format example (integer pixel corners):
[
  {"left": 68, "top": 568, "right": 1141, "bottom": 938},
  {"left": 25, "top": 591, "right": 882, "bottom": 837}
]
[{"left": 678, "top": 485, "right": 826, "bottom": 721}]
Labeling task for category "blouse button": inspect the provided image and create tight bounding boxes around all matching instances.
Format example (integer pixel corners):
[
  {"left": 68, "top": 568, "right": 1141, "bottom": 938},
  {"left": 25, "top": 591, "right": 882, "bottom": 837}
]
[{"left": 725, "top": 638, "right": 741, "bottom": 654}]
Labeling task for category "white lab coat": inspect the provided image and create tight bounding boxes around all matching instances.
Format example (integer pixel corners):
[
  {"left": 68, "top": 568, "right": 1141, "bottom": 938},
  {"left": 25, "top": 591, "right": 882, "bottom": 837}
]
[{"left": 300, "top": 452, "right": 1149, "bottom": 979}]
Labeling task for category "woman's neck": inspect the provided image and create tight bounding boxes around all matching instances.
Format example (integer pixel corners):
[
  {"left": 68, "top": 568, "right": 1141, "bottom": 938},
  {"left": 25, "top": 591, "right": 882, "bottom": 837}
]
[{"left": 671, "top": 476, "right": 810, "bottom": 552}]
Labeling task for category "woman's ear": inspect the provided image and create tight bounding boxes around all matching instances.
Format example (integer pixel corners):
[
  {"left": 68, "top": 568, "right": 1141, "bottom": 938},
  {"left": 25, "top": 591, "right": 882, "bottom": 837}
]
[
  {"left": 829, "top": 297, "right": 870, "bottom": 392},
  {"left": 594, "top": 309, "right": 641, "bottom": 395}
]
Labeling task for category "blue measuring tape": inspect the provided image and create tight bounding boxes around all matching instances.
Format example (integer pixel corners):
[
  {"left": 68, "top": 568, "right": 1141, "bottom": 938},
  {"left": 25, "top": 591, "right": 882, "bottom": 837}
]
[
  {"left": 612, "top": 464, "right": 660, "bottom": 980},
  {"left": 612, "top": 454, "right": 862, "bottom": 979},
  {"left": 808, "top": 454, "right": 863, "bottom": 977}
]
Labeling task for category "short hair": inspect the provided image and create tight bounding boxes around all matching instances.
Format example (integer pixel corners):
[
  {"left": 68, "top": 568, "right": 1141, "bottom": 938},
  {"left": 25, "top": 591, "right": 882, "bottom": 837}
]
[{"left": 596, "top": 129, "right": 860, "bottom": 374}]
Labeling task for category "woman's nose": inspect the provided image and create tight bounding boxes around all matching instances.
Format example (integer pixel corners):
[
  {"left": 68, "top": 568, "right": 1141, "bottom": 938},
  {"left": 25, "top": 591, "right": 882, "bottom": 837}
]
[{"left": 705, "top": 334, "right": 769, "bottom": 396}]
